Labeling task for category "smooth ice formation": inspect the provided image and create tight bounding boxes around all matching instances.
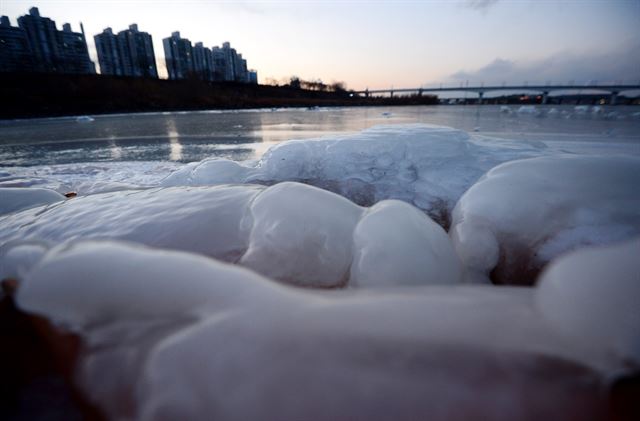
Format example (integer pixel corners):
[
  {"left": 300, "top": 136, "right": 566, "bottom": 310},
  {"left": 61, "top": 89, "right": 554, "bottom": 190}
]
[
  {"left": 162, "top": 158, "right": 253, "bottom": 186},
  {"left": 239, "top": 182, "right": 364, "bottom": 287},
  {"left": 0, "top": 185, "right": 264, "bottom": 263},
  {"left": 14, "top": 240, "right": 628, "bottom": 420},
  {"left": 350, "top": 200, "right": 462, "bottom": 287},
  {"left": 451, "top": 155, "right": 640, "bottom": 284},
  {"left": 0, "top": 182, "right": 460, "bottom": 288},
  {"left": 0, "top": 187, "right": 65, "bottom": 215},
  {"left": 0, "top": 241, "right": 49, "bottom": 282},
  {"left": 536, "top": 238, "right": 640, "bottom": 365},
  {"left": 16, "top": 241, "right": 287, "bottom": 329},
  {"left": 160, "top": 125, "right": 549, "bottom": 224}
]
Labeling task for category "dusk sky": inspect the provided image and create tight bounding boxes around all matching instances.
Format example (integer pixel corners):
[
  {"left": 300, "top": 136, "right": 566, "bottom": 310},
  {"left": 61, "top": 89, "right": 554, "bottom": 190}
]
[{"left": 2, "top": 0, "right": 639, "bottom": 90}]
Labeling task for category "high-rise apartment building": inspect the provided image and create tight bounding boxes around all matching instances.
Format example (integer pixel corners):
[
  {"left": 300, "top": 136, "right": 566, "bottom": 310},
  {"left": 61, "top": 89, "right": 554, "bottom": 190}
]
[
  {"left": 117, "top": 24, "right": 157, "bottom": 78},
  {"left": 15, "top": 7, "right": 94, "bottom": 74},
  {"left": 215, "top": 42, "right": 253, "bottom": 83},
  {"left": 0, "top": 16, "right": 35, "bottom": 72},
  {"left": 163, "top": 31, "right": 194, "bottom": 80},
  {"left": 193, "top": 42, "right": 214, "bottom": 81},
  {"left": 95, "top": 24, "right": 157, "bottom": 78},
  {"left": 94, "top": 27, "right": 122, "bottom": 76},
  {"left": 59, "top": 23, "right": 95, "bottom": 74}
]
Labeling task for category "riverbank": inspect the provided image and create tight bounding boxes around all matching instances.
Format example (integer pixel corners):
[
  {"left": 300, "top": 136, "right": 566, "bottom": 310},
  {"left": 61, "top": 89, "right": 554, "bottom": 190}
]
[{"left": 0, "top": 73, "right": 438, "bottom": 119}]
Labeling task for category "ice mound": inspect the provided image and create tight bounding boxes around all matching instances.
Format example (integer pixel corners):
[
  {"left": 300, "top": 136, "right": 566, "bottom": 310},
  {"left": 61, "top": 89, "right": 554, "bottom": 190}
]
[
  {"left": 451, "top": 155, "right": 640, "bottom": 285},
  {"left": 0, "top": 185, "right": 263, "bottom": 263},
  {"left": 16, "top": 241, "right": 287, "bottom": 329},
  {"left": 0, "top": 241, "right": 49, "bottom": 282},
  {"left": 239, "top": 182, "right": 364, "bottom": 287},
  {"left": 162, "top": 158, "right": 253, "bottom": 186},
  {"left": 160, "top": 125, "right": 548, "bottom": 225},
  {"left": 536, "top": 238, "right": 640, "bottom": 365},
  {"left": 517, "top": 105, "right": 538, "bottom": 115},
  {"left": 14, "top": 240, "right": 623, "bottom": 420},
  {"left": 0, "top": 187, "right": 65, "bottom": 215},
  {"left": 0, "top": 182, "right": 461, "bottom": 288},
  {"left": 350, "top": 200, "right": 462, "bottom": 287}
]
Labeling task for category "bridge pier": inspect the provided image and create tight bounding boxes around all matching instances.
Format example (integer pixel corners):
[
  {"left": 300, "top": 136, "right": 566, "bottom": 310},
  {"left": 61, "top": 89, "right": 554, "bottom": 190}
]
[
  {"left": 542, "top": 91, "right": 549, "bottom": 104},
  {"left": 418, "top": 88, "right": 423, "bottom": 97},
  {"left": 390, "top": 90, "right": 394, "bottom": 98},
  {"left": 478, "top": 91, "right": 484, "bottom": 105},
  {"left": 610, "top": 91, "right": 618, "bottom": 105}
]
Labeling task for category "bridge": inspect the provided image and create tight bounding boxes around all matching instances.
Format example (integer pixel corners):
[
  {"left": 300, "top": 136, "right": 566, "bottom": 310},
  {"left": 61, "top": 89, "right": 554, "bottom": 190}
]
[{"left": 354, "top": 84, "right": 640, "bottom": 105}]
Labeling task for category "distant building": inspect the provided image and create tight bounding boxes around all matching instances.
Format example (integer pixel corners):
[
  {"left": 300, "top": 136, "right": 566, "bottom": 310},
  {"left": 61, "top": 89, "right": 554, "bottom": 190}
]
[
  {"left": 211, "top": 46, "right": 226, "bottom": 81},
  {"left": 193, "top": 42, "right": 213, "bottom": 81},
  {"left": 248, "top": 70, "right": 258, "bottom": 85},
  {"left": 59, "top": 23, "right": 95, "bottom": 74},
  {"left": 15, "top": 7, "right": 94, "bottom": 74},
  {"left": 95, "top": 24, "right": 157, "bottom": 78},
  {"left": 117, "top": 24, "right": 157, "bottom": 78},
  {"left": 0, "top": 16, "right": 34, "bottom": 72},
  {"left": 163, "top": 31, "right": 193, "bottom": 80},
  {"left": 94, "top": 27, "right": 123, "bottom": 75},
  {"left": 220, "top": 41, "right": 237, "bottom": 82},
  {"left": 213, "top": 42, "right": 254, "bottom": 83}
]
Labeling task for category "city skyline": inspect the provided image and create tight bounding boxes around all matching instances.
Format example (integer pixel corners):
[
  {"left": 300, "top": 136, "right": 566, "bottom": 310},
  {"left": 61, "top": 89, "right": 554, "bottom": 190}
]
[{"left": 1, "top": 0, "right": 639, "bottom": 89}]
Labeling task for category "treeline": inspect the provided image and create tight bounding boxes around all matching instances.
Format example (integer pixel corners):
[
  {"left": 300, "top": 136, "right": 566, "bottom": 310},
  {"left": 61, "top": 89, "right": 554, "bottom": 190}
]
[{"left": 0, "top": 72, "right": 438, "bottom": 119}]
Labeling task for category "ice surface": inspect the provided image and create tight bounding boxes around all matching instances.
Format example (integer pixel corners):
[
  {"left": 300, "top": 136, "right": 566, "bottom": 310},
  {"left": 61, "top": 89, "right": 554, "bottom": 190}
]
[
  {"left": 239, "top": 182, "right": 364, "bottom": 287},
  {"left": 162, "top": 158, "right": 253, "bottom": 187},
  {"left": 0, "top": 185, "right": 264, "bottom": 263},
  {"left": 350, "top": 200, "right": 462, "bottom": 287},
  {"left": 0, "top": 161, "right": 181, "bottom": 195},
  {"left": 13, "top": 240, "right": 630, "bottom": 420},
  {"left": 451, "top": 155, "right": 640, "bottom": 284},
  {"left": 517, "top": 105, "right": 539, "bottom": 115},
  {"left": 16, "top": 241, "right": 288, "bottom": 329},
  {"left": 536, "top": 238, "right": 640, "bottom": 365},
  {"left": 0, "top": 241, "right": 49, "bottom": 282},
  {"left": 0, "top": 182, "right": 460, "bottom": 288},
  {"left": 160, "top": 125, "right": 549, "bottom": 224},
  {"left": 0, "top": 187, "right": 65, "bottom": 215}
]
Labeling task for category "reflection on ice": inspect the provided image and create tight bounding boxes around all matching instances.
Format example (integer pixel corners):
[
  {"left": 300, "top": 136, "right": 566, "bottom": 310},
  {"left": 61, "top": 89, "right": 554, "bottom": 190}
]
[{"left": 165, "top": 118, "right": 183, "bottom": 161}]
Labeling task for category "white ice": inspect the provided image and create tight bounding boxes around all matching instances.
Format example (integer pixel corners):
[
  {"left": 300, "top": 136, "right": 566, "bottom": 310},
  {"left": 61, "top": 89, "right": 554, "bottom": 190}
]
[
  {"left": 536, "top": 238, "right": 640, "bottom": 364},
  {"left": 161, "top": 125, "right": 549, "bottom": 223},
  {"left": 13, "top": 239, "right": 633, "bottom": 421},
  {"left": 0, "top": 182, "right": 461, "bottom": 288},
  {"left": 450, "top": 155, "right": 640, "bottom": 284},
  {"left": 0, "top": 187, "right": 65, "bottom": 215}
]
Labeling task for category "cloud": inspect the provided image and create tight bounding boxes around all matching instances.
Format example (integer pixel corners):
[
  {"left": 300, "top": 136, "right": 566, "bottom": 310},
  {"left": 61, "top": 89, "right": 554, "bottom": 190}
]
[
  {"left": 463, "top": 0, "right": 499, "bottom": 12},
  {"left": 448, "top": 44, "right": 640, "bottom": 85}
]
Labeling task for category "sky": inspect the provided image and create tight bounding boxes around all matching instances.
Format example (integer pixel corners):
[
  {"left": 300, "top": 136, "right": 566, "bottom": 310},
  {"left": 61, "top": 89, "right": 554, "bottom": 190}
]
[{"left": 1, "top": 0, "right": 639, "bottom": 90}]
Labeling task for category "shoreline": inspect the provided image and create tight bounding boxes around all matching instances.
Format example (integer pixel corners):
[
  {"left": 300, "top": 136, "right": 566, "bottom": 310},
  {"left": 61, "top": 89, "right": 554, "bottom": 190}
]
[{"left": 0, "top": 72, "right": 438, "bottom": 120}]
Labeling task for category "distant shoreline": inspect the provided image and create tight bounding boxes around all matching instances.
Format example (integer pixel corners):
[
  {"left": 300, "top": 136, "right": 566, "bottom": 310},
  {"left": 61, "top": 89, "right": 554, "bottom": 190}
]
[{"left": 0, "top": 73, "right": 438, "bottom": 120}]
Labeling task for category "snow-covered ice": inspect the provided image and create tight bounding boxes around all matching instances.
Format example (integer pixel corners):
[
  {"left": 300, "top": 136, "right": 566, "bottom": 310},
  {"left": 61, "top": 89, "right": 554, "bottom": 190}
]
[
  {"left": 0, "top": 182, "right": 461, "bottom": 288},
  {"left": 0, "top": 187, "right": 65, "bottom": 215},
  {"left": 2, "top": 120, "right": 640, "bottom": 419},
  {"left": 450, "top": 155, "right": 640, "bottom": 284},
  {"left": 350, "top": 200, "right": 462, "bottom": 287},
  {"left": 162, "top": 125, "right": 549, "bottom": 225},
  {"left": 536, "top": 238, "right": 640, "bottom": 364},
  {"left": 12, "top": 239, "right": 634, "bottom": 420}
]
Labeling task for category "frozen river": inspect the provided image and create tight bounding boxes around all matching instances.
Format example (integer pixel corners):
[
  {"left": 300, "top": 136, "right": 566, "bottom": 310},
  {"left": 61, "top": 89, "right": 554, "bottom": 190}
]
[
  {"left": 1, "top": 105, "right": 639, "bottom": 420},
  {"left": 1, "top": 105, "right": 639, "bottom": 167}
]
